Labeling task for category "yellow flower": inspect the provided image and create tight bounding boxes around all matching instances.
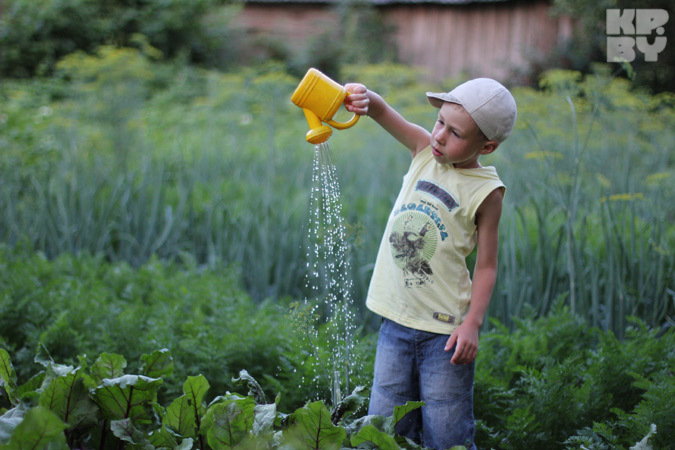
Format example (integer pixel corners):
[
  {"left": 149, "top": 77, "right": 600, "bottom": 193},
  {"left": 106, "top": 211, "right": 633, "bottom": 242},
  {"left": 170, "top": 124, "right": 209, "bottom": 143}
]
[
  {"left": 524, "top": 151, "right": 564, "bottom": 161},
  {"left": 596, "top": 174, "right": 611, "bottom": 188},
  {"left": 645, "top": 172, "right": 670, "bottom": 187},
  {"left": 600, "top": 193, "right": 645, "bottom": 203}
]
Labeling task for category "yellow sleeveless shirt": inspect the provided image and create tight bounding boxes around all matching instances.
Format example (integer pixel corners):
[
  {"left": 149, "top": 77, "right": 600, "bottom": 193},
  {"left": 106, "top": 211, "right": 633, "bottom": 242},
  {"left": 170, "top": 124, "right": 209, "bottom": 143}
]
[{"left": 366, "top": 146, "right": 505, "bottom": 335}]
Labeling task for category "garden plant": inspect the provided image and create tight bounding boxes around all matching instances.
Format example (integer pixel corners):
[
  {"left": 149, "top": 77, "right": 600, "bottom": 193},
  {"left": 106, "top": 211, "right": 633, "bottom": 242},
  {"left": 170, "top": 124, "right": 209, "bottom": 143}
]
[{"left": 0, "top": 39, "right": 673, "bottom": 449}]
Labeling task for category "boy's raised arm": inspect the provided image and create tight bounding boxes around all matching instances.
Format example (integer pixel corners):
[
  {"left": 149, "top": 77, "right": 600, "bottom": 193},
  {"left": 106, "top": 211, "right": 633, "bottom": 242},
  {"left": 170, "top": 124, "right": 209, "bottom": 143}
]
[{"left": 344, "top": 84, "right": 430, "bottom": 157}]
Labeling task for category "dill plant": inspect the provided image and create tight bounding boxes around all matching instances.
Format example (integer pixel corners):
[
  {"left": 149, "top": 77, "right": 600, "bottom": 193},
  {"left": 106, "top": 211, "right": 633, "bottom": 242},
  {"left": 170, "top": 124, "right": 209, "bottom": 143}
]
[{"left": 0, "top": 59, "right": 672, "bottom": 334}]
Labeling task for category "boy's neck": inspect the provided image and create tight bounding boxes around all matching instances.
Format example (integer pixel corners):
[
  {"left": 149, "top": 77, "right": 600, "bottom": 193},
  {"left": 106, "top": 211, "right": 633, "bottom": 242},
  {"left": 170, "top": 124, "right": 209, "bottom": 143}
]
[{"left": 452, "top": 161, "right": 483, "bottom": 169}]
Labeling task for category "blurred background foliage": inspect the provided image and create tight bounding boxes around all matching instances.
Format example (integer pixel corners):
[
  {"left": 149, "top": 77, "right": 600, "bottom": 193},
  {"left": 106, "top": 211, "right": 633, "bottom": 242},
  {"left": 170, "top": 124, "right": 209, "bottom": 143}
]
[
  {"left": 1, "top": 0, "right": 673, "bottom": 92},
  {"left": 0, "top": 0, "right": 243, "bottom": 77},
  {"left": 0, "top": 0, "right": 398, "bottom": 82},
  {"left": 551, "top": 0, "right": 675, "bottom": 93}
]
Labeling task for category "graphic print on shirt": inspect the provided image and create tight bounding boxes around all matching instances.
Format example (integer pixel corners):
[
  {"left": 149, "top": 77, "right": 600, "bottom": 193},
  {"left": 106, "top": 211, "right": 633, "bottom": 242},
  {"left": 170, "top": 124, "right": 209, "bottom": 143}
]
[
  {"left": 388, "top": 180, "right": 459, "bottom": 288},
  {"left": 415, "top": 179, "right": 459, "bottom": 212},
  {"left": 389, "top": 210, "right": 437, "bottom": 287}
]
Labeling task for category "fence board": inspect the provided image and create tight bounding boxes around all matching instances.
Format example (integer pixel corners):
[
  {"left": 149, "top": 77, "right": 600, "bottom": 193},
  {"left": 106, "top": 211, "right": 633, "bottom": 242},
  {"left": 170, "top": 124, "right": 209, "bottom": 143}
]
[{"left": 237, "top": 1, "right": 572, "bottom": 82}]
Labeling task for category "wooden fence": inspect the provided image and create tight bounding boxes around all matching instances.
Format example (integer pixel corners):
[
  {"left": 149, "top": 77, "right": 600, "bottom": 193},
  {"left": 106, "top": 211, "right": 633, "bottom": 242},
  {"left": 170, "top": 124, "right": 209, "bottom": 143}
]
[{"left": 237, "top": 1, "right": 573, "bottom": 83}]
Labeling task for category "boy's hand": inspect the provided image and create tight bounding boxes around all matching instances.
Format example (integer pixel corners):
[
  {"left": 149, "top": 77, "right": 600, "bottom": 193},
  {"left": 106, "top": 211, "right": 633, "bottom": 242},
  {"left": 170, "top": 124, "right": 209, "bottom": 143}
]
[
  {"left": 445, "top": 321, "right": 479, "bottom": 365},
  {"left": 344, "top": 84, "right": 369, "bottom": 116}
]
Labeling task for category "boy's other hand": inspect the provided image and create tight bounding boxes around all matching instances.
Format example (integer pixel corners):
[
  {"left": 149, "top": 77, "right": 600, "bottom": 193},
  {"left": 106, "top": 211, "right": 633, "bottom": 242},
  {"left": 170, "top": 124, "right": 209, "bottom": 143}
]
[
  {"left": 344, "top": 84, "right": 369, "bottom": 116},
  {"left": 445, "top": 321, "right": 479, "bottom": 365}
]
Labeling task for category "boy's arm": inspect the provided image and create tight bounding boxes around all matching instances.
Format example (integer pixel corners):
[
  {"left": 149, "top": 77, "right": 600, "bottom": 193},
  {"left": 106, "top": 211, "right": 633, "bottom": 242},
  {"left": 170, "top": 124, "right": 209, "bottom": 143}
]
[
  {"left": 445, "top": 187, "right": 504, "bottom": 365},
  {"left": 344, "top": 84, "right": 430, "bottom": 157}
]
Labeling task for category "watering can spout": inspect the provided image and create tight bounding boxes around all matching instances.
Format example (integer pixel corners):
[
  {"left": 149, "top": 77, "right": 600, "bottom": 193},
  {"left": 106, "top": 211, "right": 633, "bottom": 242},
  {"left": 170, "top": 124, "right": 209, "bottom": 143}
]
[
  {"left": 291, "top": 68, "right": 360, "bottom": 144},
  {"left": 303, "top": 108, "right": 333, "bottom": 145}
]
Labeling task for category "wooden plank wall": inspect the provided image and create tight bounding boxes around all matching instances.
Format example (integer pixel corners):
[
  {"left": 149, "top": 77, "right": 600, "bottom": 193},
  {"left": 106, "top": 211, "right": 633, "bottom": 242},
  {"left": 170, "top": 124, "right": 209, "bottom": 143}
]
[
  {"left": 237, "top": 1, "right": 572, "bottom": 83},
  {"left": 386, "top": 1, "right": 572, "bottom": 81},
  {"left": 237, "top": 4, "right": 338, "bottom": 54}
]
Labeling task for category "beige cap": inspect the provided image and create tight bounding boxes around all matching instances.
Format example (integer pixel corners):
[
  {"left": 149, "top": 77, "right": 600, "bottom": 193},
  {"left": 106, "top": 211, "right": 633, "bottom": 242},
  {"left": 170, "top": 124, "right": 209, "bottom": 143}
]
[{"left": 427, "top": 78, "right": 517, "bottom": 143}]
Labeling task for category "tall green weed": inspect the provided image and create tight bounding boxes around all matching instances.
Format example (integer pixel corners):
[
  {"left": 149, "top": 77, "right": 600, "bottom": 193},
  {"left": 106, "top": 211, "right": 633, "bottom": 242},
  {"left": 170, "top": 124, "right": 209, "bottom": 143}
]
[
  {"left": 474, "top": 305, "right": 674, "bottom": 449},
  {"left": 488, "top": 67, "right": 674, "bottom": 334},
  {"left": 0, "top": 54, "right": 672, "bottom": 334}
]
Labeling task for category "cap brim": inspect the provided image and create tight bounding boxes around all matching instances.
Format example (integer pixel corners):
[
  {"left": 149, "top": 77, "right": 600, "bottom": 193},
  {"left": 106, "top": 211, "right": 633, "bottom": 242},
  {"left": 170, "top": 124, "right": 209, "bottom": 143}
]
[{"left": 426, "top": 92, "right": 462, "bottom": 108}]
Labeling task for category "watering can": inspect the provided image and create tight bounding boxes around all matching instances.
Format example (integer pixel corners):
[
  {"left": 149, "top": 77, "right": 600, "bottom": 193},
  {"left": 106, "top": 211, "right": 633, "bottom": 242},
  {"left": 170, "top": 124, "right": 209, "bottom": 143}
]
[{"left": 291, "top": 68, "right": 360, "bottom": 145}]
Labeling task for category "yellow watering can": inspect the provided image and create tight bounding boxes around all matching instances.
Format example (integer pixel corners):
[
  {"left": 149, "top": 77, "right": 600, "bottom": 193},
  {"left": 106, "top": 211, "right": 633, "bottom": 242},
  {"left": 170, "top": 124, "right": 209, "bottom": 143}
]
[{"left": 291, "top": 68, "right": 360, "bottom": 145}]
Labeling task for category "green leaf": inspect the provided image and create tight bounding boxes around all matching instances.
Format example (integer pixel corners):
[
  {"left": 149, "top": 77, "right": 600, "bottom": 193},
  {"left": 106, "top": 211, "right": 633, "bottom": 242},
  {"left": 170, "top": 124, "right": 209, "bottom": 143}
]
[
  {"left": 16, "top": 371, "right": 46, "bottom": 403},
  {"left": 201, "top": 397, "right": 256, "bottom": 449},
  {"left": 232, "top": 369, "right": 267, "bottom": 404},
  {"left": 110, "top": 418, "right": 154, "bottom": 449},
  {"left": 92, "top": 375, "right": 162, "bottom": 422},
  {"left": 285, "top": 401, "right": 346, "bottom": 450},
  {"left": 164, "top": 395, "right": 196, "bottom": 438},
  {"left": 183, "top": 375, "right": 209, "bottom": 417},
  {"left": 38, "top": 367, "right": 98, "bottom": 429},
  {"left": 343, "top": 414, "right": 388, "bottom": 437},
  {"left": 393, "top": 401, "right": 425, "bottom": 426},
  {"left": 0, "top": 406, "right": 25, "bottom": 444},
  {"left": 147, "top": 424, "right": 179, "bottom": 448},
  {"left": 631, "top": 423, "right": 657, "bottom": 450},
  {"left": 91, "top": 353, "right": 127, "bottom": 383},
  {"left": 253, "top": 400, "right": 278, "bottom": 437},
  {"left": 164, "top": 375, "right": 210, "bottom": 438},
  {"left": 33, "top": 347, "right": 78, "bottom": 395},
  {"left": 175, "top": 437, "right": 194, "bottom": 450},
  {"left": 4, "top": 406, "right": 68, "bottom": 449},
  {"left": 396, "top": 434, "right": 428, "bottom": 449},
  {"left": 76, "top": 354, "right": 89, "bottom": 371},
  {"left": 0, "top": 349, "right": 18, "bottom": 406},
  {"left": 141, "top": 349, "right": 174, "bottom": 379},
  {"left": 34, "top": 344, "right": 54, "bottom": 368},
  {"left": 350, "top": 424, "right": 400, "bottom": 450},
  {"left": 331, "top": 385, "right": 366, "bottom": 424},
  {"left": 39, "top": 362, "right": 73, "bottom": 380}
]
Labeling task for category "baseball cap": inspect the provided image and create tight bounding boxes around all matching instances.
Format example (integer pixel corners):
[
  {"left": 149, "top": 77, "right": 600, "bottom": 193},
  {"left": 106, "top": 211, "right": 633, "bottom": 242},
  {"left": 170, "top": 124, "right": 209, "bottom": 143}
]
[{"left": 427, "top": 78, "right": 517, "bottom": 143}]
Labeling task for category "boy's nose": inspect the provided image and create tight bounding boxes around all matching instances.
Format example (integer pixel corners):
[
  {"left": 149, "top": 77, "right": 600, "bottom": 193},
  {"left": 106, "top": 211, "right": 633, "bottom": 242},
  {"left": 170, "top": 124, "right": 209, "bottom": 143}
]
[{"left": 433, "top": 129, "right": 446, "bottom": 144}]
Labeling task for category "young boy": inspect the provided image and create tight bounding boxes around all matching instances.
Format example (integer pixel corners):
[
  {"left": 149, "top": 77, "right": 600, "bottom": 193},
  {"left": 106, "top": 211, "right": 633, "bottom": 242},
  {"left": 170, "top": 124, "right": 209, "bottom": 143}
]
[{"left": 343, "top": 78, "right": 517, "bottom": 450}]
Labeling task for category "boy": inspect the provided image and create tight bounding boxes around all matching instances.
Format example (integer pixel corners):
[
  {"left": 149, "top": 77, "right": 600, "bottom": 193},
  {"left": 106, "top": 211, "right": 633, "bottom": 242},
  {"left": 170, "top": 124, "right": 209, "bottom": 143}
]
[{"left": 343, "top": 78, "right": 517, "bottom": 450}]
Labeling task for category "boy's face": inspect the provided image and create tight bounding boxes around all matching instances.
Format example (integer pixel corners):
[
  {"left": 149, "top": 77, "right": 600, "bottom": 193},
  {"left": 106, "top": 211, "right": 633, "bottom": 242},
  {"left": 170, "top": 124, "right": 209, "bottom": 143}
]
[{"left": 430, "top": 103, "right": 497, "bottom": 168}]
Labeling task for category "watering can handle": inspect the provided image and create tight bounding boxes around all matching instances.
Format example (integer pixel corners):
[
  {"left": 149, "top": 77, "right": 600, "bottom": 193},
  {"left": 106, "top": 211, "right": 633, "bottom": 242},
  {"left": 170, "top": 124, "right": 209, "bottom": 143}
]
[{"left": 327, "top": 113, "right": 360, "bottom": 130}]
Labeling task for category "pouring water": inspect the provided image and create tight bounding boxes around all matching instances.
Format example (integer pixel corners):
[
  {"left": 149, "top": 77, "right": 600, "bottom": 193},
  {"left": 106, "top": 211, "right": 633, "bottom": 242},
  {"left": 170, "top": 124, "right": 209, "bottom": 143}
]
[
  {"left": 305, "top": 142, "right": 357, "bottom": 406},
  {"left": 290, "top": 69, "right": 363, "bottom": 406}
]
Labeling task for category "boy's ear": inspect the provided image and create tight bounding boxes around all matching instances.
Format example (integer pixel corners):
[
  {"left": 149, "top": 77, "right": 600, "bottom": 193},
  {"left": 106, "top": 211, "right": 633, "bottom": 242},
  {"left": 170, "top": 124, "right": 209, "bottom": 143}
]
[{"left": 480, "top": 141, "right": 499, "bottom": 155}]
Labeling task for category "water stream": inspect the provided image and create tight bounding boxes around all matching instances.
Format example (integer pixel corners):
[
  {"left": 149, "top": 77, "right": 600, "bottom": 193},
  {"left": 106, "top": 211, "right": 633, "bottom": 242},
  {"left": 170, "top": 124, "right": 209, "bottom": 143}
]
[{"left": 302, "top": 141, "right": 358, "bottom": 406}]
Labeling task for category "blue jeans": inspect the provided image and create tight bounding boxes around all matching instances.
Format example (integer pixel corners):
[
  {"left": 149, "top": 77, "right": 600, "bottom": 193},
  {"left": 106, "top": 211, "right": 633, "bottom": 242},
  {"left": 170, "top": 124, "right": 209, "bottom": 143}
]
[{"left": 368, "top": 318, "right": 476, "bottom": 450}]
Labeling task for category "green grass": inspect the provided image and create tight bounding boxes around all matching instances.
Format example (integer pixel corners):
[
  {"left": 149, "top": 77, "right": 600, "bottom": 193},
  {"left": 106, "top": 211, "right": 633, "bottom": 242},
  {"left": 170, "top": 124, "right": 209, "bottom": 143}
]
[{"left": 0, "top": 53, "right": 673, "bottom": 335}]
